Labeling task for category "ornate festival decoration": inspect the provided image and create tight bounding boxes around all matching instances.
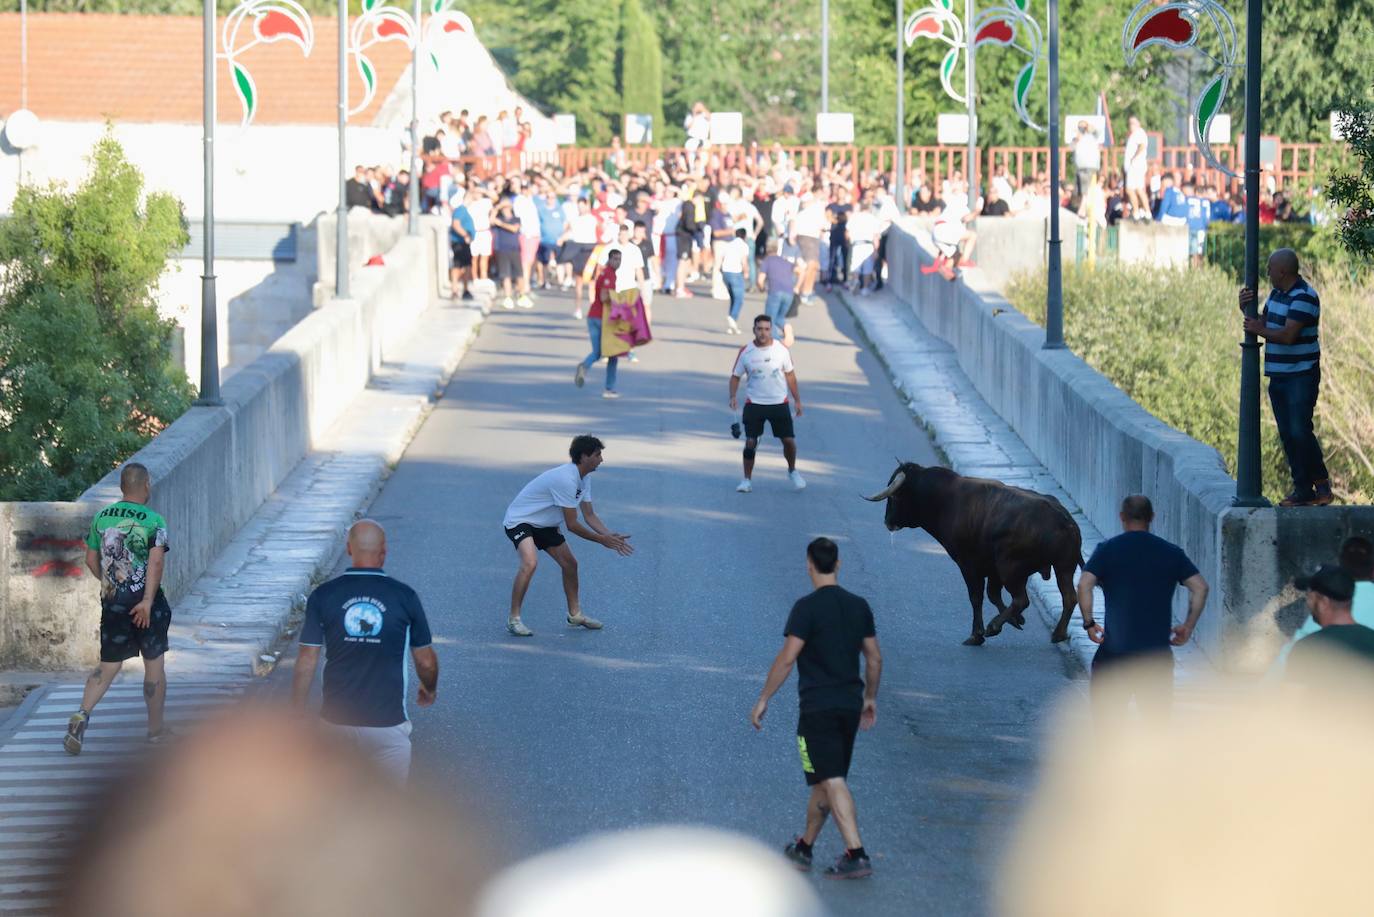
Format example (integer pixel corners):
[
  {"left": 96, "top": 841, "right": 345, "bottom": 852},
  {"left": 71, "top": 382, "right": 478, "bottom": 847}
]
[
  {"left": 348, "top": 0, "right": 418, "bottom": 117},
  {"left": 904, "top": 0, "right": 1046, "bottom": 131},
  {"left": 219, "top": 0, "right": 315, "bottom": 127},
  {"left": 1122, "top": 0, "right": 1239, "bottom": 176},
  {"left": 423, "top": 0, "right": 475, "bottom": 71}
]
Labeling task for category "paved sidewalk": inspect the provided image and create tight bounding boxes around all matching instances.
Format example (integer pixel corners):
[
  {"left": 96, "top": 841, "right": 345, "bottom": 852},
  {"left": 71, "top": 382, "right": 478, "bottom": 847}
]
[
  {"left": 0, "top": 294, "right": 487, "bottom": 913},
  {"left": 834, "top": 287, "right": 1210, "bottom": 679}
]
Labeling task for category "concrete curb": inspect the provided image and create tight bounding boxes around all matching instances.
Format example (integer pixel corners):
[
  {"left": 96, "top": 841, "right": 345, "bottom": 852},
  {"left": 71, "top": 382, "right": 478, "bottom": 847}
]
[{"left": 833, "top": 286, "right": 1100, "bottom": 674}]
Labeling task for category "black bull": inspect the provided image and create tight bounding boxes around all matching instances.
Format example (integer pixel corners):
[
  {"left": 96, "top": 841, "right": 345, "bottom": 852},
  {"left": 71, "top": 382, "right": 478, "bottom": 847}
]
[{"left": 865, "top": 463, "right": 1082, "bottom": 646}]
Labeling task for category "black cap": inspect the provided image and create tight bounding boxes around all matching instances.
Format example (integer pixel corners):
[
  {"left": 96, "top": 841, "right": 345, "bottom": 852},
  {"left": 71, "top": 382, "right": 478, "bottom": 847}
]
[{"left": 1294, "top": 564, "right": 1356, "bottom": 602}]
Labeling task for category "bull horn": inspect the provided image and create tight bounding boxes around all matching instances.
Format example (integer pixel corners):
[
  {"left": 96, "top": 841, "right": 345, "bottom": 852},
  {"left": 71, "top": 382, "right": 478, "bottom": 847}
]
[{"left": 862, "top": 471, "right": 906, "bottom": 502}]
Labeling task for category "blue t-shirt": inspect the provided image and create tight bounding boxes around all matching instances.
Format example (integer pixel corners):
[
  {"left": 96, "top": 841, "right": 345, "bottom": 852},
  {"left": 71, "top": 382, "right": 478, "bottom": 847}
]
[
  {"left": 760, "top": 254, "right": 796, "bottom": 294},
  {"left": 1185, "top": 195, "right": 1210, "bottom": 232},
  {"left": 492, "top": 207, "right": 522, "bottom": 252},
  {"left": 1158, "top": 186, "right": 1188, "bottom": 221},
  {"left": 1084, "top": 531, "right": 1198, "bottom": 658},
  {"left": 450, "top": 205, "right": 474, "bottom": 244},
  {"left": 1209, "top": 199, "right": 1232, "bottom": 223},
  {"left": 300, "top": 567, "right": 433, "bottom": 728},
  {"left": 535, "top": 197, "right": 566, "bottom": 245}
]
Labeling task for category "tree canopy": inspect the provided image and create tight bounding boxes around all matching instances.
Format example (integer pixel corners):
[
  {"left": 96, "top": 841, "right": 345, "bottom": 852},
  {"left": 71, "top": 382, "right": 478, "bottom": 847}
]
[{"left": 10, "top": 0, "right": 1370, "bottom": 146}]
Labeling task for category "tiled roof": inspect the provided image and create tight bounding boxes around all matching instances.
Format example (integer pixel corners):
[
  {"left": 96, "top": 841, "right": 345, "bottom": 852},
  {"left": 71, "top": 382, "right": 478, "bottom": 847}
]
[{"left": 0, "top": 13, "right": 412, "bottom": 125}]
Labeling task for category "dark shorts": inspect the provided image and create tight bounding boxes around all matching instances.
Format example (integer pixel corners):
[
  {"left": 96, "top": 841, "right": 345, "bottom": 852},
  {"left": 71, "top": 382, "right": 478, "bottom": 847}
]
[
  {"left": 675, "top": 231, "right": 695, "bottom": 258},
  {"left": 493, "top": 249, "right": 522, "bottom": 280},
  {"left": 451, "top": 239, "right": 472, "bottom": 269},
  {"left": 537, "top": 242, "right": 561, "bottom": 265},
  {"left": 797, "top": 709, "right": 861, "bottom": 785},
  {"left": 99, "top": 591, "right": 172, "bottom": 663},
  {"left": 504, "top": 523, "right": 566, "bottom": 552},
  {"left": 743, "top": 401, "right": 794, "bottom": 440},
  {"left": 564, "top": 242, "right": 595, "bottom": 273},
  {"left": 797, "top": 236, "right": 821, "bottom": 264}
]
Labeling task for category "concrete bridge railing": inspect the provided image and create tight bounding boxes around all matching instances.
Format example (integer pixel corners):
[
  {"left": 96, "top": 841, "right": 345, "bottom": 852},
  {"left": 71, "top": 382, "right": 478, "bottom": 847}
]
[
  {"left": 0, "top": 213, "right": 446, "bottom": 670},
  {"left": 885, "top": 218, "right": 1374, "bottom": 671}
]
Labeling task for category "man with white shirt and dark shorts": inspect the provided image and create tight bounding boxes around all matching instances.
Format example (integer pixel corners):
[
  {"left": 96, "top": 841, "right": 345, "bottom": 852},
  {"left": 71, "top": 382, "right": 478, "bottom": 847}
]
[
  {"left": 502, "top": 435, "right": 634, "bottom": 637},
  {"left": 729, "top": 314, "right": 805, "bottom": 493}
]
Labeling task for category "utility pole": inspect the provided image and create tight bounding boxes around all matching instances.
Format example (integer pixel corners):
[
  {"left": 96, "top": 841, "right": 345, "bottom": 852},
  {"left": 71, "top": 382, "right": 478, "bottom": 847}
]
[
  {"left": 895, "top": 0, "right": 906, "bottom": 212},
  {"left": 1043, "top": 0, "right": 1064, "bottom": 349},
  {"left": 336, "top": 0, "right": 350, "bottom": 298},
  {"left": 963, "top": 0, "right": 976, "bottom": 213},
  {"left": 407, "top": 0, "right": 420, "bottom": 235},
  {"left": 1234, "top": 0, "right": 1266, "bottom": 505},
  {"left": 197, "top": 0, "right": 222, "bottom": 405},
  {"left": 821, "top": 0, "right": 830, "bottom": 113}
]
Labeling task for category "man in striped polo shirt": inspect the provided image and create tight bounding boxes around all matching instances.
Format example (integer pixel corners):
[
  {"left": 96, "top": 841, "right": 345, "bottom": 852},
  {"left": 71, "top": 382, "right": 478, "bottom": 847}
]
[{"left": 1240, "top": 248, "right": 1332, "bottom": 506}]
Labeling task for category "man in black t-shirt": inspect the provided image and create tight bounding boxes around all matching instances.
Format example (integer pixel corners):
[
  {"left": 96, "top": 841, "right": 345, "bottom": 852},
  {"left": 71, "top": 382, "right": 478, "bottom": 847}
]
[
  {"left": 751, "top": 538, "right": 881, "bottom": 880},
  {"left": 1077, "top": 495, "right": 1209, "bottom": 717},
  {"left": 292, "top": 520, "right": 438, "bottom": 783}
]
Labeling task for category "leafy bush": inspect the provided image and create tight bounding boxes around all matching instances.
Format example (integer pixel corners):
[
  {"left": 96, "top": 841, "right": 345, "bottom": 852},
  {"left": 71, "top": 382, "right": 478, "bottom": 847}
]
[
  {"left": 1203, "top": 222, "right": 1364, "bottom": 283},
  {"left": 1006, "top": 262, "right": 1374, "bottom": 504},
  {"left": 0, "top": 131, "right": 193, "bottom": 501}
]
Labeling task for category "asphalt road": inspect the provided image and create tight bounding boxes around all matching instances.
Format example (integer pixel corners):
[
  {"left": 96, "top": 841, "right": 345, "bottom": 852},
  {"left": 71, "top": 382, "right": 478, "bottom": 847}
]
[{"left": 303, "top": 281, "right": 1081, "bottom": 915}]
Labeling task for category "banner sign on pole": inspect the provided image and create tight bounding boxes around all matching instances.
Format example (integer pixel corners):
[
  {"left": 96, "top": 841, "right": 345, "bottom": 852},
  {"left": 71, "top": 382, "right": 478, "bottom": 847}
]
[
  {"left": 624, "top": 113, "right": 653, "bottom": 144},
  {"left": 553, "top": 113, "right": 577, "bottom": 145},
  {"left": 816, "top": 112, "right": 854, "bottom": 143},
  {"left": 710, "top": 112, "right": 743, "bottom": 145},
  {"left": 937, "top": 113, "right": 970, "bottom": 145}
]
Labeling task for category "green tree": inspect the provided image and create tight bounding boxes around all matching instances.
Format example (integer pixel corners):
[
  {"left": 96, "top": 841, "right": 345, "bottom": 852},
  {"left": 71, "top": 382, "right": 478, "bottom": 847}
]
[
  {"left": 0, "top": 132, "right": 193, "bottom": 501},
  {"left": 617, "top": 0, "right": 665, "bottom": 142},
  {"left": 1328, "top": 101, "right": 1374, "bottom": 260}
]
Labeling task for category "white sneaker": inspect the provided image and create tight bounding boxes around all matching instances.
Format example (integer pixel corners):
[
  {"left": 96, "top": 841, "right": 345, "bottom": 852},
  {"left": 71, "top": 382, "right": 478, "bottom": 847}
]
[
  {"left": 517, "top": 294, "right": 534, "bottom": 309},
  {"left": 574, "top": 307, "right": 584, "bottom": 320},
  {"left": 789, "top": 470, "right": 807, "bottom": 491},
  {"left": 736, "top": 478, "right": 753, "bottom": 493},
  {"left": 602, "top": 390, "right": 620, "bottom": 399},
  {"left": 507, "top": 618, "right": 533, "bottom": 637},
  {"left": 501, "top": 296, "right": 516, "bottom": 310},
  {"left": 726, "top": 317, "right": 740, "bottom": 334}
]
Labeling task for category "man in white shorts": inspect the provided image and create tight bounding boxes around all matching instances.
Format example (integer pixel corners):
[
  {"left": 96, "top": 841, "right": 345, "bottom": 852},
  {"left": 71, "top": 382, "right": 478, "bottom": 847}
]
[
  {"left": 932, "top": 191, "right": 976, "bottom": 279},
  {"left": 502, "top": 435, "right": 634, "bottom": 637},
  {"left": 729, "top": 314, "right": 805, "bottom": 494},
  {"left": 1124, "top": 116, "right": 1150, "bottom": 221},
  {"left": 468, "top": 186, "right": 494, "bottom": 280}
]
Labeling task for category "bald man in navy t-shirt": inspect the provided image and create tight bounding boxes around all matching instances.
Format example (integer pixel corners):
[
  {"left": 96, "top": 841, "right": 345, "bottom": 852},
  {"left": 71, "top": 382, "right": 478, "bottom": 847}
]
[{"left": 292, "top": 520, "right": 438, "bottom": 782}]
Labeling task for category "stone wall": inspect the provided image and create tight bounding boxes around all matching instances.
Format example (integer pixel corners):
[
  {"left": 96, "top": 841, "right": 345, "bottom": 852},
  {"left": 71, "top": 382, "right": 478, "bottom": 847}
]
[
  {"left": 885, "top": 219, "right": 1374, "bottom": 670},
  {"left": 0, "top": 231, "right": 432, "bottom": 670}
]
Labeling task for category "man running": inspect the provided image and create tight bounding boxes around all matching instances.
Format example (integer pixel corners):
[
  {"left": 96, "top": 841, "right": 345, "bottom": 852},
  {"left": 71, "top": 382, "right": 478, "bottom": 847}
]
[
  {"left": 502, "top": 435, "right": 634, "bottom": 637},
  {"left": 729, "top": 314, "right": 804, "bottom": 493},
  {"left": 750, "top": 537, "right": 881, "bottom": 879},
  {"left": 65, "top": 462, "right": 173, "bottom": 755},
  {"left": 292, "top": 520, "right": 437, "bottom": 783}
]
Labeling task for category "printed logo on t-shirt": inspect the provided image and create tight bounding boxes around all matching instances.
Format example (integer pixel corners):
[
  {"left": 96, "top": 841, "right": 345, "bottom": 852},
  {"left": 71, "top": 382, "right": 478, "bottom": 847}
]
[{"left": 343, "top": 597, "right": 385, "bottom": 643}]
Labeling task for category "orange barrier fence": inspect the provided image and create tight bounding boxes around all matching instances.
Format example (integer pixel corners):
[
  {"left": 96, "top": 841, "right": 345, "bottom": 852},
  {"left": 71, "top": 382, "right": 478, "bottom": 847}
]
[{"left": 449, "top": 142, "right": 1323, "bottom": 196}]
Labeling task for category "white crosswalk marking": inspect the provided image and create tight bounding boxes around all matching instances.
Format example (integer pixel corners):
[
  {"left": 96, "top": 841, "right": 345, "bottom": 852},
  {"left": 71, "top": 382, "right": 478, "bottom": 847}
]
[{"left": 0, "top": 681, "right": 247, "bottom": 913}]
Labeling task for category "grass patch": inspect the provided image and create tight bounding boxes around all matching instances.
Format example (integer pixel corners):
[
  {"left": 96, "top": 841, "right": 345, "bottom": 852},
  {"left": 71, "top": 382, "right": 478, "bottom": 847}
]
[{"left": 1005, "top": 262, "right": 1374, "bottom": 504}]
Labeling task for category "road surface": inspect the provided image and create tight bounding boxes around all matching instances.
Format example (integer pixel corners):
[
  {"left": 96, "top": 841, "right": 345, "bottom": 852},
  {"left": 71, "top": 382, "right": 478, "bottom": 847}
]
[{"left": 310, "top": 282, "right": 1081, "bottom": 914}]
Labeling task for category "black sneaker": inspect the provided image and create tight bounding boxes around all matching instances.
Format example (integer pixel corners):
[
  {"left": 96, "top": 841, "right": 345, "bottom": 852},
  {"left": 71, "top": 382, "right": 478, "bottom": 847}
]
[
  {"left": 824, "top": 852, "right": 873, "bottom": 880},
  {"left": 782, "top": 838, "right": 812, "bottom": 871},
  {"left": 63, "top": 711, "right": 88, "bottom": 756},
  {"left": 461, "top": 290, "right": 474, "bottom": 301}
]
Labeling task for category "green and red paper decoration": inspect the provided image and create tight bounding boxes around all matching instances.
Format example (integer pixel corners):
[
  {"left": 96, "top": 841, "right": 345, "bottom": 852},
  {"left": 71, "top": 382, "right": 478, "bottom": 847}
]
[
  {"left": 219, "top": 0, "right": 315, "bottom": 127},
  {"left": 904, "top": 0, "right": 1046, "bottom": 132},
  {"left": 423, "top": 0, "right": 475, "bottom": 71},
  {"left": 349, "top": 0, "right": 418, "bottom": 117},
  {"left": 1123, "top": 0, "right": 1239, "bottom": 176}
]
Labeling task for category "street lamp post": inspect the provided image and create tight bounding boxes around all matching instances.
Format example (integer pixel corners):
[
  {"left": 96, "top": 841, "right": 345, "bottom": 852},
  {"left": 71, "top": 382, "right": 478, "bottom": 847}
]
[
  {"left": 1234, "top": 0, "right": 1266, "bottom": 505},
  {"left": 818, "top": 0, "right": 829, "bottom": 112},
  {"left": 1043, "top": 0, "right": 1065, "bottom": 349},
  {"left": 407, "top": 0, "right": 420, "bottom": 236},
  {"left": 336, "top": 0, "right": 350, "bottom": 299},
  {"left": 896, "top": 0, "right": 906, "bottom": 212},
  {"left": 197, "top": 0, "right": 222, "bottom": 405},
  {"left": 963, "top": 0, "right": 976, "bottom": 213}
]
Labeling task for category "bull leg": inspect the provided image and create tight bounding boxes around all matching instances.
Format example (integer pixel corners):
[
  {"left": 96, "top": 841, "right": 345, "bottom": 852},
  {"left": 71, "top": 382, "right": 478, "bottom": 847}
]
[
  {"left": 1050, "top": 562, "right": 1078, "bottom": 644},
  {"left": 989, "top": 578, "right": 1032, "bottom": 638},
  {"left": 960, "top": 566, "right": 987, "bottom": 646},
  {"left": 987, "top": 576, "right": 1025, "bottom": 629}
]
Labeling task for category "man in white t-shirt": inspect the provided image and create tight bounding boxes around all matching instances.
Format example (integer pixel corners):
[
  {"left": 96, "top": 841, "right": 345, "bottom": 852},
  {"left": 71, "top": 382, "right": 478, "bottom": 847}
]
[
  {"left": 558, "top": 197, "right": 600, "bottom": 319},
  {"left": 728, "top": 315, "right": 804, "bottom": 494},
  {"left": 1124, "top": 116, "right": 1150, "bottom": 221},
  {"left": 501, "top": 435, "right": 634, "bottom": 637},
  {"left": 791, "top": 192, "right": 828, "bottom": 302},
  {"left": 599, "top": 221, "right": 646, "bottom": 291}
]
